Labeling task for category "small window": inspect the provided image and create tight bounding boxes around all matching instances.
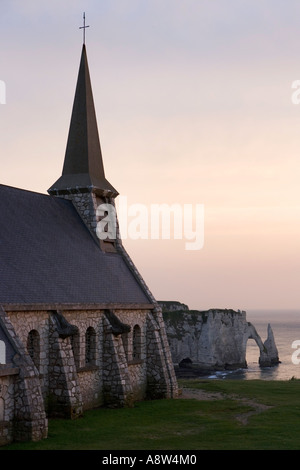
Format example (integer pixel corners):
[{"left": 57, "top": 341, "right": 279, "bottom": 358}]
[
  {"left": 27, "top": 330, "right": 40, "bottom": 370},
  {"left": 85, "top": 327, "right": 96, "bottom": 365},
  {"left": 132, "top": 325, "right": 141, "bottom": 361}
]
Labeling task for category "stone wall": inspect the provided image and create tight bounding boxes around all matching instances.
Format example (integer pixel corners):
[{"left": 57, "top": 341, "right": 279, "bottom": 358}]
[
  {"left": 1, "top": 305, "right": 176, "bottom": 443},
  {"left": 78, "top": 368, "right": 101, "bottom": 411},
  {"left": 58, "top": 191, "right": 117, "bottom": 252},
  {"left": 0, "top": 371, "right": 16, "bottom": 445},
  {"left": 61, "top": 191, "right": 99, "bottom": 240},
  {"left": 0, "top": 303, "right": 178, "bottom": 445},
  {"left": 5, "top": 310, "right": 49, "bottom": 399},
  {"left": 47, "top": 313, "right": 83, "bottom": 418},
  {"left": 0, "top": 307, "right": 48, "bottom": 445}
]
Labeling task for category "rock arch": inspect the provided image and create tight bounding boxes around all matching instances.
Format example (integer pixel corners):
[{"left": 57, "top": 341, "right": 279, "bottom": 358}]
[
  {"left": 244, "top": 322, "right": 279, "bottom": 367},
  {"left": 244, "top": 322, "right": 264, "bottom": 353}
]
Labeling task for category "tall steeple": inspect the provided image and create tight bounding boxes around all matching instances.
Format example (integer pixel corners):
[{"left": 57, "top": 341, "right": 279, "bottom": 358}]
[
  {"left": 48, "top": 44, "right": 118, "bottom": 197},
  {"left": 48, "top": 44, "right": 118, "bottom": 253}
]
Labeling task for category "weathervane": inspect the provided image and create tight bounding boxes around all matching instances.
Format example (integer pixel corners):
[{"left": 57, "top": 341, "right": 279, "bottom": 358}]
[{"left": 79, "top": 12, "right": 90, "bottom": 44}]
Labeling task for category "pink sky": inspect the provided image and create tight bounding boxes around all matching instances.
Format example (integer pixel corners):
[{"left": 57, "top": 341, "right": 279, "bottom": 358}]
[{"left": 1, "top": 0, "right": 300, "bottom": 310}]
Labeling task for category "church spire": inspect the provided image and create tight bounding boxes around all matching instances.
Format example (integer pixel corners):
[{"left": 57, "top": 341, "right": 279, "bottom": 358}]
[{"left": 48, "top": 44, "right": 118, "bottom": 197}]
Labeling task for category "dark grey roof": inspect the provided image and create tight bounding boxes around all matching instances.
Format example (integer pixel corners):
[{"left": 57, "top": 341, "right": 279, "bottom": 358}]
[{"left": 0, "top": 185, "right": 151, "bottom": 306}]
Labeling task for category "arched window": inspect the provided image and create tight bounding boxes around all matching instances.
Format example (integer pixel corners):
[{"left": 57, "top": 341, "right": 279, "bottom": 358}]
[
  {"left": 27, "top": 330, "right": 40, "bottom": 370},
  {"left": 85, "top": 327, "right": 96, "bottom": 365},
  {"left": 71, "top": 331, "right": 80, "bottom": 369},
  {"left": 132, "top": 325, "right": 141, "bottom": 361},
  {"left": 0, "top": 340, "right": 5, "bottom": 364}
]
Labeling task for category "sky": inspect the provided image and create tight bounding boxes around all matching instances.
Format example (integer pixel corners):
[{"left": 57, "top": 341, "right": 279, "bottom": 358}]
[{"left": 1, "top": 0, "right": 300, "bottom": 311}]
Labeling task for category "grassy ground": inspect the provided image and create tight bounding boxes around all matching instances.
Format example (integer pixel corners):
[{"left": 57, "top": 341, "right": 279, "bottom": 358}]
[{"left": 2, "top": 379, "right": 300, "bottom": 450}]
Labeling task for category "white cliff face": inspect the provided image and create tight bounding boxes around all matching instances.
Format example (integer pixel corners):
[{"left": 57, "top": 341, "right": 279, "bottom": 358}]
[{"left": 162, "top": 305, "right": 279, "bottom": 371}]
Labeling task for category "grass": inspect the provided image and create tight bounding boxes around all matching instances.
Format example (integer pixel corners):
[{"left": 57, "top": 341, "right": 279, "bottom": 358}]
[{"left": 2, "top": 379, "right": 300, "bottom": 450}]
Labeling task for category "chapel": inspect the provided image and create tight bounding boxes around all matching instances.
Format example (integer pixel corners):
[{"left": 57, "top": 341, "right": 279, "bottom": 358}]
[{"left": 0, "top": 43, "right": 178, "bottom": 445}]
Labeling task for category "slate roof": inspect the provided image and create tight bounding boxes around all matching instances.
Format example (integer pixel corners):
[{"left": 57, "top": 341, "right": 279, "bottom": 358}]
[{"left": 0, "top": 184, "right": 151, "bottom": 307}]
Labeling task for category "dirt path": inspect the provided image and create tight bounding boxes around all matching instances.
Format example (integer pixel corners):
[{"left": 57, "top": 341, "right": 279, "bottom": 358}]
[{"left": 179, "top": 387, "right": 272, "bottom": 425}]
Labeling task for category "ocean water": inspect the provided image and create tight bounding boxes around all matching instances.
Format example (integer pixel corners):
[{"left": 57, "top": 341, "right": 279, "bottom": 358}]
[{"left": 204, "top": 310, "right": 300, "bottom": 381}]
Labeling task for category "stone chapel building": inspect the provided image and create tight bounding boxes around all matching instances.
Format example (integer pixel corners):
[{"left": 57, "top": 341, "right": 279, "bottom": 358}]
[{"left": 0, "top": 44, "right": 178, "bottom": 445}]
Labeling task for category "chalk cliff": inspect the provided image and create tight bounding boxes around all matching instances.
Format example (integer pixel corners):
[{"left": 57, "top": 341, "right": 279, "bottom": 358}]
[{"left": 161, "top": 302, "right": 279, "bottom": 372}]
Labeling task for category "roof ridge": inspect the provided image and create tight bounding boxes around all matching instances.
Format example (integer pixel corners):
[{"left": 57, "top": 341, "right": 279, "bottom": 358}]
[{"left": 0, "top": 184, "right": 50, "bottom": 198}]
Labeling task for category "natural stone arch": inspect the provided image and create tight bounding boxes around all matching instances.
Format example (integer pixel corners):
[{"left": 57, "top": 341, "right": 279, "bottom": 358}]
[
  {"left": 244, "top": 322, "right": 279, "bottom": 368},
  {"left": 246, "top": 323, "right": 264, "bottom": 351},
  {"left": 243, "top": 323, "right": 264, "bottom": 365}
]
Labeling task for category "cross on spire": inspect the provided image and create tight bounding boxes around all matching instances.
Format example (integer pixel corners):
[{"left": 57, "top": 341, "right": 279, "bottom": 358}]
[{"left": 79, "top": 12, "right": 90, "bottom": 44}]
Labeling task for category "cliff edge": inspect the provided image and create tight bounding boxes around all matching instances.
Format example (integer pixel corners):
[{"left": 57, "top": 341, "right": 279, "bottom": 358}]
[{"left": 160, "top": 302, "right": 279, "bottom": 374}]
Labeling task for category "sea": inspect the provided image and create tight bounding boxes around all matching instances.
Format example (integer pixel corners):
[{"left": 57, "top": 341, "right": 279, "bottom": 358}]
[{"left": 202, "top": 310, "right": 300, "bottom": 381}]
